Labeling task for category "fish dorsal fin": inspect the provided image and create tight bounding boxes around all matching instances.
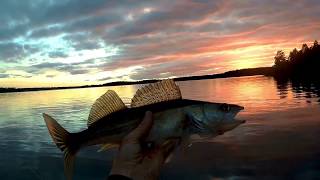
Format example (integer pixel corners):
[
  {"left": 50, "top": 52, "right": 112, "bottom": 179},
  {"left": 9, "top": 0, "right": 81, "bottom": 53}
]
[
  {"left": 131, "top": 79, "right": 182, "bottom": 107},
  {"left": 88, "top": 90, "right": 126, "bottom": 126}
]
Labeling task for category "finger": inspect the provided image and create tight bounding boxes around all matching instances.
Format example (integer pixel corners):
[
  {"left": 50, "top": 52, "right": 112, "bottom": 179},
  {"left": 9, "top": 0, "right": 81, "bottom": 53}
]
[
  {"left": 126, "top": 111, "right": 153, "bottom": 141},
  {"left": 154, "top": 139, "right": 179, "bottom": 163},
  {"left": 161, "top": 139, "right": 179, "bottom": 159}
]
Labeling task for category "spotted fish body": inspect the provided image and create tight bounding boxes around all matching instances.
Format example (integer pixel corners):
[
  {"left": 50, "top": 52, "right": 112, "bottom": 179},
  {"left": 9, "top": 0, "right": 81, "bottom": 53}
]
[{"left": 43, "top": 80, "right": 245, "bottom": 180}]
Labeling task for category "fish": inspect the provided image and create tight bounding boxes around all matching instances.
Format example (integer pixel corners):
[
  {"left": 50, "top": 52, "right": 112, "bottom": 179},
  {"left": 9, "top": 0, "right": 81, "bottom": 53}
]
[{"left": 43, "top": 79, "right": 245, "bottom": 180}]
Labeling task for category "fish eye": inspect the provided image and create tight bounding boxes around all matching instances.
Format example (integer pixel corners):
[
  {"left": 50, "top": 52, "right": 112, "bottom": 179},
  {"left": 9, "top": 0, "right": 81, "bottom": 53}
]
[{"left": 220, "top": 104, "right": 231, "bottom": 112}]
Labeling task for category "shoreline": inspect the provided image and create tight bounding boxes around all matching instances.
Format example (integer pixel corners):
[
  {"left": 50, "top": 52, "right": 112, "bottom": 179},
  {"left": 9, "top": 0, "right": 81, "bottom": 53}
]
[{"left": 0, "top": 67, "right": 274, "bottom": 93}]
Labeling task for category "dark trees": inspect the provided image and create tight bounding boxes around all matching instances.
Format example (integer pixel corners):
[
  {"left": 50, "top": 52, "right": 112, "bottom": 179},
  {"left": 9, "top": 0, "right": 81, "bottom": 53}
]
[
  {"left": 273, "top": 40, "right": 320, "bottom": 80},
  {"left": 274, "top": 50, "right": 287, "bottom": 66}
]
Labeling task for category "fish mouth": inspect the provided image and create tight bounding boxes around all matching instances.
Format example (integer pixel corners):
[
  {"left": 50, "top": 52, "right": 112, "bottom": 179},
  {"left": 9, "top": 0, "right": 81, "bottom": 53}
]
[
  {"left": 194, "top": 104, "right": 245, "bottom": 137},
  {"left": 217, "top": 106, "right": 245, "bottom": 134},
  {"left": 216, "top": 119, "right": 245, "bottom": 135},
  {"left": 234, "top": 105, "right": 245, "bottom": 114},
  {"left": 233, "top": 119, "right": 246, "bottom": 125},
  {"left": 225, "top": 105, "right": 244, "bottom": 121}
]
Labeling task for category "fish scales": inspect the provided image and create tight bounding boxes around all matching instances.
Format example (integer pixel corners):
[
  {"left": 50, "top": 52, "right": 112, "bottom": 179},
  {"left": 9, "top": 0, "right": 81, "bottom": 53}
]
[
  {"left": 80, "top": 99, "right": 204, "bottom": 147},
  {"left": 43, "top": 80, "right": 245, "bottom": 180}
]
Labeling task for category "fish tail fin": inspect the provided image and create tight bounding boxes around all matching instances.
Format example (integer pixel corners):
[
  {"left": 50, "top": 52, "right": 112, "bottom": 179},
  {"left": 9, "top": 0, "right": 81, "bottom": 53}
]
[{"left": 43, "top": 113, "right": 79, "bottom": 180}]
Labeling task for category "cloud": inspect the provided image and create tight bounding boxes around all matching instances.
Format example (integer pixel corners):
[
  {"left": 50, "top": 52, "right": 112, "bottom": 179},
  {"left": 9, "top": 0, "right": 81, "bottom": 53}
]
[
  {"left": 1, "top": 0, "right": 320, "bottom": 87},
  {"left": 105, "top": 0, "right": 225, "bottom": 41},
  {"left": 48, "top": 51, "right": 69, "bottom": 58},
  {"left": 45, "top": 74, "right": 56, "bottom": 78},
  {"left": 69, "top": 69, "right": 90, "bottom": 75},
  {"left": 30, "top": 62, "right": 66, "bottom": 69},
  {"left": 63, "top": 33, "right": 104, "bottom": 51},
  {"left": 0, "top": 74, "right": 10, "bottom": 78},
  {"left": 0, "top": 43, "right": 25, "bottom": 62},
  {"left": 25, "top": 61, "right": 96, "bottom": 77},
  {"left": 97, "top": 76, "right": 115, "bottom": 82},
  {"left": 0, "top": 72, "right": 32, "bottom": 78},
  {"left": 0, "top": 0, "right": 153, "bottom": 40}
]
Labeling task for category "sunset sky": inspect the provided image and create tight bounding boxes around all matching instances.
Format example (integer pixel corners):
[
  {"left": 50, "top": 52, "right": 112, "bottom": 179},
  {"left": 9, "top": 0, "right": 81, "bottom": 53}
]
[{"left": 0, "top": 0, "right": 319, "bottom": 88}]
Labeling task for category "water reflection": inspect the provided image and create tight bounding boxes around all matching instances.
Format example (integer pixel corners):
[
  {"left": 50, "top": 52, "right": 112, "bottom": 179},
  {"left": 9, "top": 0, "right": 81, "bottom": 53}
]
[
  {"left": 0, "top": 76, "right": 319, "bottom": 179},
  {"left": 275, "top": 78, "right": 320, "bottom": 104}
]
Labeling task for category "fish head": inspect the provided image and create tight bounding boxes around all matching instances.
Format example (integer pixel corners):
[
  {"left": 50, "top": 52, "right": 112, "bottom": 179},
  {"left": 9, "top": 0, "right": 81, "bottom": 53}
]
[
  {"left": 186, "top": 102, "right": 245, "bottom": 138},
  {"left": 203, "top": 102, "right": 244, "bottom": 122}
]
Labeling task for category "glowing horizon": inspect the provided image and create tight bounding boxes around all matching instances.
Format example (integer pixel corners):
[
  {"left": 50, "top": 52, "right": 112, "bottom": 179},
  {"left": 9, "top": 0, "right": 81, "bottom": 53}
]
[{"left": 0, "top": 0, "right": 319, "bottom": 88}]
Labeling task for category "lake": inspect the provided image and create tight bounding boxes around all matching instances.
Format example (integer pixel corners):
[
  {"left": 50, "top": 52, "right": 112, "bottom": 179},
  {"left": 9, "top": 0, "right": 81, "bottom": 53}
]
[{"left": 0, "top": 76, "right": 319, "bottom": 180}]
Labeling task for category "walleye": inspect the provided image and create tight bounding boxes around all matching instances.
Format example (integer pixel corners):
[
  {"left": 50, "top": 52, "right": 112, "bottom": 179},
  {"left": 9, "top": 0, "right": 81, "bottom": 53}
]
[{"left": 43, "top": 79, "right": 245, "bottom": 180}]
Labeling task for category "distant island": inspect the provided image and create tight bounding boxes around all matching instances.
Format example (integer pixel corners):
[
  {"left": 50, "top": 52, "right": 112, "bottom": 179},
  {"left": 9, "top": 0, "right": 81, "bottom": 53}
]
[{"left": 1, "top": 40, "right": 319, "bottom": 93}]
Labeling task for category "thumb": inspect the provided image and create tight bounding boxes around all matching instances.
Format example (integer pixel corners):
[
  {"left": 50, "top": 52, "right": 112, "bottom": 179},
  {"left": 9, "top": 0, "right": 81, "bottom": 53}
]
[{"left": 125, "top": 111, "right": 153, "bottom": 141}]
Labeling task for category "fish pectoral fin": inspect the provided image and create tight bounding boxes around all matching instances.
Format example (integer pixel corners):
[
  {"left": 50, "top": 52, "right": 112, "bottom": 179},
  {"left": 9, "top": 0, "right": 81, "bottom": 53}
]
[{"left": 98, "top": 143, "right": 118, "bottom": 152}]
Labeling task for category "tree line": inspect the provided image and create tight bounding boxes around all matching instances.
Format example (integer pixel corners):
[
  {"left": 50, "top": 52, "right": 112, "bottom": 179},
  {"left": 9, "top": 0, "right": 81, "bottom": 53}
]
[{"left": 274, "top": 40, "right": 320, "bottom": 80}]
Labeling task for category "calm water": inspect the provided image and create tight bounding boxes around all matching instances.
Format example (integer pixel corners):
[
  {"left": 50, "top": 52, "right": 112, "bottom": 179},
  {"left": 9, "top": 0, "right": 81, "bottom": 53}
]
[{"left": 0, "top": 76, "right": 319, "bottom": 180}]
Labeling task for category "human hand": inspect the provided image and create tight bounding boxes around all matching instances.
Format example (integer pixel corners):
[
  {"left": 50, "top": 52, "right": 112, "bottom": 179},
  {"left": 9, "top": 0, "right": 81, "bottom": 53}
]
[{"left": 109, "top": 111, "right": 178, "bottom": 180}]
